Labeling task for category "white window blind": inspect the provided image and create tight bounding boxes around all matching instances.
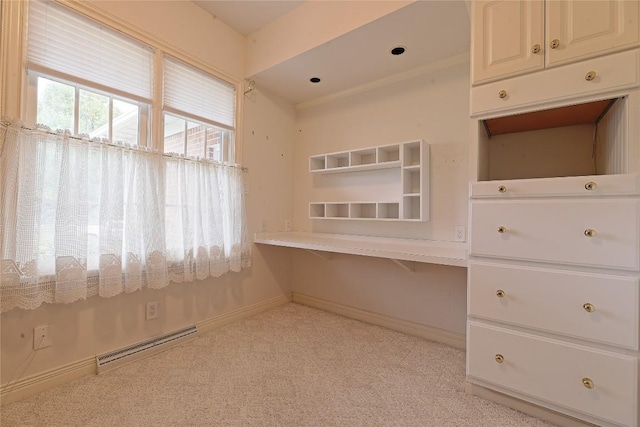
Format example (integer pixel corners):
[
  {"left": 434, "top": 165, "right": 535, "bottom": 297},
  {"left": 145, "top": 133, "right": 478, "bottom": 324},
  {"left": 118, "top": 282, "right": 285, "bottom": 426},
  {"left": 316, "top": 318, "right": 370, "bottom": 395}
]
[
  {"left": 27, "top": 0, "right": 153, "bottom": 101},
  {"left": 163, "top": 57, "right": 236, "bottom": 129}
]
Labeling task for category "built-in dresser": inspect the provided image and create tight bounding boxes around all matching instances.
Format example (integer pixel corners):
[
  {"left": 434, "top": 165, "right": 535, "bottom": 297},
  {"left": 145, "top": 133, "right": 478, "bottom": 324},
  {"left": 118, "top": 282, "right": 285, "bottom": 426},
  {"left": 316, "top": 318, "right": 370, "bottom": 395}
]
[{"left": 467, "top": 2, "right": 640, "bottom": 426}]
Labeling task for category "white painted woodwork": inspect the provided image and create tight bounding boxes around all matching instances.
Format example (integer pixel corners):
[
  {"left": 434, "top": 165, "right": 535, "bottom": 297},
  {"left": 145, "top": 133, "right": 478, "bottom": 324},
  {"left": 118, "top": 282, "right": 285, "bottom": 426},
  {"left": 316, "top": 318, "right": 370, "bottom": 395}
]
[
  {"left": 469, "top": 2, "right": 640, "bottom": 424},
  {"left": 254, "top": 232, "right": 468, "bottom": 267},
  {"left": 471, "top": 0, "right": 544, "bottom": 85},
  {"left": 597, "top": 95, "right": 629, "bottom": 175},
  {"left": 468, "top": 262, "right": 639, "bottom": 349},
  {"left": 470, "top": 174, "right": 640, "bottom": 198},
  {"left": 546, "top": 0, "right": 640, "bottom": 68},
  {"left": 470, "top": 199, "right": 640, "bottom": 270},
  {"left": 471, "top": 49, "right": 640, "bottom": 118},
  {"left": 472, "top": 0, "right": 639, "bottom": 86},
  {"left": 308, "top": 140, "right": 429, "bottom": 221},
  {"left": 467, "top": 322, "right": 638, "bottom": 427}
]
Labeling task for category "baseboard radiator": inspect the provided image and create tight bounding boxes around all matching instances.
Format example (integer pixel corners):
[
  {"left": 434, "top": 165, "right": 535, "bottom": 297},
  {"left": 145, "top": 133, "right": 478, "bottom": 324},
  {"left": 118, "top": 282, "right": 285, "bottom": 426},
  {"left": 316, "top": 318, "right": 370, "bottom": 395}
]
[{"left": 96, "top": 325, "right": 198, "bottom": 373}]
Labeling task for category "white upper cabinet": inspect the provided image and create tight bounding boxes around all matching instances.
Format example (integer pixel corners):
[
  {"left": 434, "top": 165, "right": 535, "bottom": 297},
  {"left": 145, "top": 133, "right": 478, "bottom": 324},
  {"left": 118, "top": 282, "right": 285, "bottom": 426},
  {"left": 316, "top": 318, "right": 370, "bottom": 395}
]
[
  {"left": 472, "top": 0, "right": 640, "bottom": 85},
  {"left": 546, "top": 0, "right": 640, "bottom": 67},
  {"left": 472, "top": 0, "right": 544, "bottom": 84}
]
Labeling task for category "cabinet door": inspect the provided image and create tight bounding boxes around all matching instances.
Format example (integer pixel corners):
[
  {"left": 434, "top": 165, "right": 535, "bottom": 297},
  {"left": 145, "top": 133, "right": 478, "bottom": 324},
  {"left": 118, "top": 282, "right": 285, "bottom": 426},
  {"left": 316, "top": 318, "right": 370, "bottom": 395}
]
[
  {"left": 472, "top": 0, "right": 544, "bottom": 85},
  {"left": 546, "top": 0, "right": 640, "bottom": 67}
]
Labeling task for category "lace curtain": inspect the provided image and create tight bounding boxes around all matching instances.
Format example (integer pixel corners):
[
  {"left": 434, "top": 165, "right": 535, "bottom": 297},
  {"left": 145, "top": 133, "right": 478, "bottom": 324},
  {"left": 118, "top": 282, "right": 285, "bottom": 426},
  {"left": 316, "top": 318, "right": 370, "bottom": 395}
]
[{"left": 0, "top": 120, "right": 250, "bottom": 312}]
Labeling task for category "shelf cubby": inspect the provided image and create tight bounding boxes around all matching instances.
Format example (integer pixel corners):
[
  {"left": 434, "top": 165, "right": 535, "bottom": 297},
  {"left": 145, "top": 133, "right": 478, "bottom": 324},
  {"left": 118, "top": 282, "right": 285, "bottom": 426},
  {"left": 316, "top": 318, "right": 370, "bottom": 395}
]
[
  {"left": 403, "top": 141, "right": 421, "bottom": 167},
  {"left": 403, "top": 196, "right": 421, "bottom": 220},
  {"left": 377, "top": 144, "right": 400, "bottom": 163},
  {"left": 325, "top": 203, "right": 349, "bottom": 218},
  {"left": 326, "top": 152, "right": 350, "bottom": 169},
  {"left": 309, "top": 203, "right": 326, "bottom": 218},
  {"left": 350, "top": 203, "right": 377, "bottom": 219},
  {"left": 378, "top": 202, "right": 400, "bottom": 219},
  {"left": 403, "top": 169, "right": 421, "bottom": 194},
  {"left": 350, "top": 149, "right": 376, "bottom": 166},
  {"left": 309, "top": 156, "right": 326, "bottom": 172}
]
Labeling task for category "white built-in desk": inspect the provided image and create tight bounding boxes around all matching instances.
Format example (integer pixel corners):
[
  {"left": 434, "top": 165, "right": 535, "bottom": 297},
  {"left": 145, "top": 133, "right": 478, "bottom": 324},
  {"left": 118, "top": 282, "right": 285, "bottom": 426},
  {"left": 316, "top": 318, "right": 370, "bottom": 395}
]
[{"left": 254, "top": 232, "right": 468, "bottom": 270}]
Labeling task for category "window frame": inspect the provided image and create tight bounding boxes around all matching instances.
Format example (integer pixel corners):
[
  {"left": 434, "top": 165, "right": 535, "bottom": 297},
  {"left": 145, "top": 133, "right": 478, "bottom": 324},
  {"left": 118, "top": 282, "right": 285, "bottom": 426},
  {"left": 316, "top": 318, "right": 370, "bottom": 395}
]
[
  {"left": 25, "top": 70, "right": 151, "bottom": 147},
  {"left": 10, "top": 0, "right": 243, "bottom": 164}
]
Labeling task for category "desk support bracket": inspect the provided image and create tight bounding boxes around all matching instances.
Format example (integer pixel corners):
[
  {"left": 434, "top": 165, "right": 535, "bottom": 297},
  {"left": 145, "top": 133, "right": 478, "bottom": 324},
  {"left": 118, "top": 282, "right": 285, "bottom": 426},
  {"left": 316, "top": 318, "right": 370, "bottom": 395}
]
[
  {"left": 305, "top": 249, "right": 332, "bottom": 261},
  {"left": 390, "top": 259, "right": 415, "bottom": 272}
]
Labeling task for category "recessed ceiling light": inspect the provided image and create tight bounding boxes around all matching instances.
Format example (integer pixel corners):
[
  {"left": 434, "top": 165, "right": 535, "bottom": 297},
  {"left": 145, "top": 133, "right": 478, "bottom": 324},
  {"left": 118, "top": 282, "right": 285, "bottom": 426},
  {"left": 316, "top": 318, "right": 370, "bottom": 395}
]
[
  {"left": 310, "top": 77, "right": 321, "bottom": 83},
  {"left": 391, "top": 46, "right": 406, "bottom": 56}
]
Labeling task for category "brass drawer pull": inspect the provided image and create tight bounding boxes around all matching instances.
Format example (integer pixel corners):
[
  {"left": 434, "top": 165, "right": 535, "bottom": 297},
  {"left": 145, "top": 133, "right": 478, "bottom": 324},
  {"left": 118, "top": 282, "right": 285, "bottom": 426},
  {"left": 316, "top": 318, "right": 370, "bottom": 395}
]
[
  {"left": 495, "top": 354, "right": 504, "bottom": 363},
  {"left": 584, "top": 229, "right": 596, "bottom": 237},
  {"left": 584, "top": 181, "right": 597, "bottom": 190},
  {"left": 582, "top": 377, "right": 594, "bottom": 389},
  {"left": 550, "top": 39, "right": 560, "bottom": 49},
  {"left": 498, "top": 185, "right": 507, "bottom": 193},
  {"left": 498, "top": 90, "right": 507, "bottom": 99},
  {"left": 497, "top": 226, "right": 506, "bottom": 233},
  {"left": 496, "top": 289, "right": 505, "bottom": 298},
  {"left": 583, "top": 303, "right": 595, "bottom": 313},
  {"left": 531, "top": 44, "right": 541, "bottom": 54},
  {"left": 585, "top": 71, "right": 597, "bottom": 81}
]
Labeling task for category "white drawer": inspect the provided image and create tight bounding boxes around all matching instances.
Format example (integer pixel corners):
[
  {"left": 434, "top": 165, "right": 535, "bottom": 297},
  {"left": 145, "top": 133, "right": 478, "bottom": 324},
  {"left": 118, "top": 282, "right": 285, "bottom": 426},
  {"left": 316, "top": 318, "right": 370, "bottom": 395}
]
[
  {"left": 467, "top": 322, "right": 638, "bottom": 427},
  {"left": 471, "top": 49, "right": 640, "bottom": 118},
  {"left": 468, "top": 262, "right": 639, "bottom": 349},
  {"left": 471, "top": 174, "right": 640, "bottom": 199},
  {"left": 470, "top": 199, "right": 640, "bottom": 270}
]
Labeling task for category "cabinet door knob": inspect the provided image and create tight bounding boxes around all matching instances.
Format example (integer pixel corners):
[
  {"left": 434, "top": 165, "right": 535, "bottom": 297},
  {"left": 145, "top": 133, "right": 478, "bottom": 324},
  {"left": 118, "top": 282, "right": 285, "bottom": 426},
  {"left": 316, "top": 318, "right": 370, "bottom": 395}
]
[
  {"left": 498, "top": 90, "right": 507, "bottom": 99},
  {"left": 584, "top": 181, "right": 597, "bottom": 190},
  {"left": 584, "top": 229, "right": 596, "bottom": 237},
  {"left": 582, "top": 377, "right": 595, "bottom": 389},
  {"left": 585, "top": 71, "right": 597, "bottom": 81},
  {"left": 498, "top": 185, "right": 507, "bottom": 193},
  {"left": 583, "top": 303, "right": 595, "bottom": 313},
  {"left": 495, "top": 354, "right": 504, "bottom": 363},
  {"left": 497, "top": 226, "right": 506, "bottom": 233},
  {"left": 531, "top": 44, "right": 541, "bottom": 54},
  {"left": 496, "top": 289, "right": 505, "bottom": 298},
  {"left": 550, "top": 39, "right": 560, "bottom": 49}
]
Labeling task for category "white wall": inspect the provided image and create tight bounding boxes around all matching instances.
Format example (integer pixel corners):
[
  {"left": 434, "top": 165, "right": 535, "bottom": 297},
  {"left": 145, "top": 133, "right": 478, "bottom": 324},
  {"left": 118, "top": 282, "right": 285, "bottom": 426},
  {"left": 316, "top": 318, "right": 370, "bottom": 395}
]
[
  {"left": 290, "top": 59, "right": 471, "bottom": 334},
  {"left": 1, "top": 1, "right": 295, "bottom": 384},
  {"left": 294, "top": 59, "right": 470, "bottom": 240}
]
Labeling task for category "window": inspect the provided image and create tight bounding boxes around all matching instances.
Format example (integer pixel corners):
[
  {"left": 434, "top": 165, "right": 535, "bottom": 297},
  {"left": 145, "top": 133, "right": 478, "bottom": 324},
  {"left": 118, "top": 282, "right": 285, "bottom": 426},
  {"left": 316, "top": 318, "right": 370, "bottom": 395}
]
[
  {"left": 0, "top": 0, "right": 249, "bottom": 313},
  {"left": 162, "top": 56, "right": 236, "bottom": 162},
  {"left": 163, "top": 113, "right": 231, "bottom": 162},
  {"left": 33, "top": 74, "right": 145, "bottom": 146},
  {"left": 26, "top": 0, "right": 153, "bottom": 145}
]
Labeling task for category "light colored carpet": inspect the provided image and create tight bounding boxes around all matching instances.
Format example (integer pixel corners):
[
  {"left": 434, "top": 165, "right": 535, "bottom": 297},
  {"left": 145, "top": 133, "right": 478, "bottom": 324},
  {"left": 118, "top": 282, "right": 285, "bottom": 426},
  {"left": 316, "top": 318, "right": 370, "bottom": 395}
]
[{"left": 1, "top": 303, "right": 554, "bottom": 426}]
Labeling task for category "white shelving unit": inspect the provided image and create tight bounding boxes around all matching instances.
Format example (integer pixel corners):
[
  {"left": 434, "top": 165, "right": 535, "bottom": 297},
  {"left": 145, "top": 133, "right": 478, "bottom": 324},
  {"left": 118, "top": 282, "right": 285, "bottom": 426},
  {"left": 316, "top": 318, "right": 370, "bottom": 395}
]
[{"left": 309, "top": 140, "right": 429, "bottom": 221}]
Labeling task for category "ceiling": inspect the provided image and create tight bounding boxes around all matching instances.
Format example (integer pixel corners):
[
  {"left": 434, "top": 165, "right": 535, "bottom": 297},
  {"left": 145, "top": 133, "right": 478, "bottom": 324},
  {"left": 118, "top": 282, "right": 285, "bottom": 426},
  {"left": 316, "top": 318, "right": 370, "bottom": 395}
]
[
  {"left": 193, "top": 0, "right": 304, "bottom": 36},
  {"left": 193, "top": 1, "right": 470, "bottom": 107}
]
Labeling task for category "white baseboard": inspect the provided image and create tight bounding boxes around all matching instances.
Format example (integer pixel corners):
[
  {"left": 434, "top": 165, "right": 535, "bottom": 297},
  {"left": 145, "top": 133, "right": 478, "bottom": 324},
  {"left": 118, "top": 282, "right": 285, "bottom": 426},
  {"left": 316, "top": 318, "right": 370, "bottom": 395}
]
[
  {"left": 292, "top": 292, "right": 465, "bottom": 349},
  {"left": 465, "top": 382, "right": 598, "bottom": 427},
  {"left": 197, "top": 293, "right": 292, "bottom": 334},
  {"left": 1, "top": 293, "right": 292, "bottom": 406},
  {"left": 1, "top": 357, "right": 96, "bottom": 406}
]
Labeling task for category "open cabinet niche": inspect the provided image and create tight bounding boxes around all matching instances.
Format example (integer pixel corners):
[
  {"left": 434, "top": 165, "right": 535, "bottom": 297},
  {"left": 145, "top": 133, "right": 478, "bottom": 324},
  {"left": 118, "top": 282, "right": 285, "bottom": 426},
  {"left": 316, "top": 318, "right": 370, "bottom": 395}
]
[{"left": 477, "top": 96, "right": 627, "bottom": 181}]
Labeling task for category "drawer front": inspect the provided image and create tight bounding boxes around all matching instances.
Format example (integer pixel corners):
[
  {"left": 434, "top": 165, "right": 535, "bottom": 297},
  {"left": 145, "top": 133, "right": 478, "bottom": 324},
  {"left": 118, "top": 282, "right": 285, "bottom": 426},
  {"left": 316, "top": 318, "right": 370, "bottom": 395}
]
[
  {"left": 470, "top": 199, "right": 640, "bottom": 270},
  {"left": 468, "top": 262, "right": 639, "bottom": 349},
  {"left": 471, "top": 49, "right": 640, "bottom": 118},
  {"left": 471, "top": 174, "right": 640, "bottom": 199},
  {"left": 467, "top": 322, "right": 638, "bottom": 426}
]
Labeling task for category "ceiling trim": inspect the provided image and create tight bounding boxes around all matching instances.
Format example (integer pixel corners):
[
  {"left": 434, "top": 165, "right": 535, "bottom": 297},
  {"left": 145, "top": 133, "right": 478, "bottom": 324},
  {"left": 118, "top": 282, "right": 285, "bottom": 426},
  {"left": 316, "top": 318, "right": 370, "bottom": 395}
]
[{"left": 295, "top": 52, "right": 470, "bottom": 111}]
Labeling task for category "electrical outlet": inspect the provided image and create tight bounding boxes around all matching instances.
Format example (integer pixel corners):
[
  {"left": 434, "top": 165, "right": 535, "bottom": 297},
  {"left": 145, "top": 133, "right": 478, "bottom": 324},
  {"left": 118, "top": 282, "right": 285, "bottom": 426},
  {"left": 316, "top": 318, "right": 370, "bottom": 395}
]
[
  {"left": 261, "top": 219, "right": 267, "bottom": 232},
  {"left": 33, "top": 325, "right": 52, "bottom": 350},
  {"left": 454, "top": 226, "right": 466, "bottom": 242},
  {"left": 146, "top": 301, "right": 158, "bottom": 320},
  {"left": 284, "top": 219, "right": 291, "bottom": 232}
]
